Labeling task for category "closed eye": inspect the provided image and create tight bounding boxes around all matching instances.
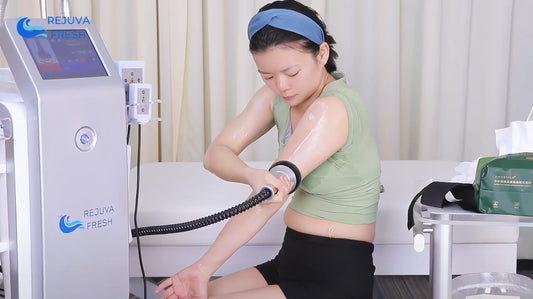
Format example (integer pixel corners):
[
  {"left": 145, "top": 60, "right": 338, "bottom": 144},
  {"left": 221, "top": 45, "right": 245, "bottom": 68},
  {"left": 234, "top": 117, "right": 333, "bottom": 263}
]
[{"left": 288, "top": 71, "right": 300, "bottom": 77}]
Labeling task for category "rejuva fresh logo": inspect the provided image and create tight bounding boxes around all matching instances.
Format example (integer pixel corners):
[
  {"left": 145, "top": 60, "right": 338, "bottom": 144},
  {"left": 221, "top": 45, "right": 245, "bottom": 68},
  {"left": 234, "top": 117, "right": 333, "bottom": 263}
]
[
  {"left": 59, "top": 215, "right": 85, "bottom": 233},
  {"left": 16, "top": 17, "right": 47, "bottom": 38}
]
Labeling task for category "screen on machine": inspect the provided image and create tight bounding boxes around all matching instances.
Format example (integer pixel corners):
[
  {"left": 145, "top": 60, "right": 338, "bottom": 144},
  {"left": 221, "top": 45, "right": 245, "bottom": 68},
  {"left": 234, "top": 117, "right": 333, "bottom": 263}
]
[{"left": 23, "top": 30, "right": 108, "bottom": 80}]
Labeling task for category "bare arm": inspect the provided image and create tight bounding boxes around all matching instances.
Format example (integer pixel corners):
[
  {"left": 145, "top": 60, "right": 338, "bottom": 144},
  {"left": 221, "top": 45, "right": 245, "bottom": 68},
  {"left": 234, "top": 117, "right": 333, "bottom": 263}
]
[
  {"left": 203, "top": 85, "right": 277, "bottom": 190},
  {"left": 276, "top": 96, "right": 348, "bottom": 177}
]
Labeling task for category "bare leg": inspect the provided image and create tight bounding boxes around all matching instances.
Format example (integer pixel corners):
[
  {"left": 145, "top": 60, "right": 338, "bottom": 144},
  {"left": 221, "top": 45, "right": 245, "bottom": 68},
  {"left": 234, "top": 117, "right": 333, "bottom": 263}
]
[
  {"left": 208, "top": 267, "right": 269, "bottom": 295},
  {"left": 210, "top": 285, "right": 285, "bottom": 299},
  {"left": 208, "top": 268, "right": 285, "bottom": 299}
]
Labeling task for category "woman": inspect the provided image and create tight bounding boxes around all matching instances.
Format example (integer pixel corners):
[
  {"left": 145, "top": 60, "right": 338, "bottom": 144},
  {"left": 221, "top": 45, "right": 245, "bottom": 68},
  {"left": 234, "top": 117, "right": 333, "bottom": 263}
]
[{"left": 156, "top": 1, "right": 380, "bottom": 298}]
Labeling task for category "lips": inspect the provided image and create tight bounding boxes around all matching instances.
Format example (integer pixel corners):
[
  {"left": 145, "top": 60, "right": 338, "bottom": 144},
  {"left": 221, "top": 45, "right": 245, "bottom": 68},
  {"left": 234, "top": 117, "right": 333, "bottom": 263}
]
[{"left": 282, "top": 95, "right": 295, "bottom": 102}]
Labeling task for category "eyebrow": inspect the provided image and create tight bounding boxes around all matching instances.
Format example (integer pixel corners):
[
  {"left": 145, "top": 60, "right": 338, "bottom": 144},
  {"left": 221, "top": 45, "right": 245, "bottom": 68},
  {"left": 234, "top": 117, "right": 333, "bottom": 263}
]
[{"left": 258, "top": 64, "right": 299, "bottom": 75}]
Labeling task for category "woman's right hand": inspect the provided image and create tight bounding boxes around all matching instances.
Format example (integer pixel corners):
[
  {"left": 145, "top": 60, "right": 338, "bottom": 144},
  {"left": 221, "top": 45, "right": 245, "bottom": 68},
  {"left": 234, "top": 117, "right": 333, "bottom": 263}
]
[
  {"left": 245, "top": 167, "right": 292, "bottom": 204},
  {"left": 155, "top": 263, "right": 210, "bottom": 299}
]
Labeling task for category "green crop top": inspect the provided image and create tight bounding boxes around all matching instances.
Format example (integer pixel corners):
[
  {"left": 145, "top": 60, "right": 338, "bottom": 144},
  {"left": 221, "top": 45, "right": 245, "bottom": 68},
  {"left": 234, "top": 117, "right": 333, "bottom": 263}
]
[{"left": 273, "top": 73, "right": 381, "bottom": 225}]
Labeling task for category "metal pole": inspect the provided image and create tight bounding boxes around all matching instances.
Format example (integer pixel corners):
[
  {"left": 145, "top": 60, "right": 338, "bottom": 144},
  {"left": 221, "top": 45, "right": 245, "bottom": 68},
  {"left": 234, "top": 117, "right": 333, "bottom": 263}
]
[
  {"left": 61, "top": 0, "right": 71, "bottom": 17},
  {"left": 0, "top": 0, "right": 8, "bottom": 25},
  {"left": 430, "top": 216, "right": 453, "bottom": 299},
  {"left": 39, "top": 0, "right": 47, "bottom": 19}
]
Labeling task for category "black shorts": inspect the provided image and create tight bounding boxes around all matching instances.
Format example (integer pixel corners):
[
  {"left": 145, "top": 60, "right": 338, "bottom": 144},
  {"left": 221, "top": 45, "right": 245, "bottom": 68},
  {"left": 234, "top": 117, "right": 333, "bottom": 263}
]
[{"left": 255, "top": 227, "right": 375, "bottom": 299}]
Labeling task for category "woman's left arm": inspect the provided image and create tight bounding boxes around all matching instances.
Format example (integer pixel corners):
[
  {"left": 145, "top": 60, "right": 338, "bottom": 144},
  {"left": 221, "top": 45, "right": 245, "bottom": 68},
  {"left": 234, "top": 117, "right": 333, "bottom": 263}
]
[{"left": 276, "top": 96, "right": 348, "bottom": 178}]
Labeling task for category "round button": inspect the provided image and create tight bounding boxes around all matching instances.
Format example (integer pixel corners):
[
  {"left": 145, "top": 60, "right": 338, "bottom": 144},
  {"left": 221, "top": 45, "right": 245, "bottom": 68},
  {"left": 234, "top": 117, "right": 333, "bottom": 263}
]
[
  {"left": 80, "top": 134, "right": 90, "bottom": 144},
  {"left": 75, "top": 127, "right": 97, "bottom": 151}
]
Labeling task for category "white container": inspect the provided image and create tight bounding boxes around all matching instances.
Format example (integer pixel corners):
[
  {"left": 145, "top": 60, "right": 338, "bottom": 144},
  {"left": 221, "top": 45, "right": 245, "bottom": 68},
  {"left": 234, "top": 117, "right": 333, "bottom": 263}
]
[{"left": 452, "top": 272, "right": 533, "bottom": 298}]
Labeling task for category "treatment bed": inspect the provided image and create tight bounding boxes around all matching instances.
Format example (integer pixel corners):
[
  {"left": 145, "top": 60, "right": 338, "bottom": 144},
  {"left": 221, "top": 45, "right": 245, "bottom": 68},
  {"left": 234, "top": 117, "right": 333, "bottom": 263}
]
[{"left": 128, "top": 160, "right": 519, "bottom": 278}]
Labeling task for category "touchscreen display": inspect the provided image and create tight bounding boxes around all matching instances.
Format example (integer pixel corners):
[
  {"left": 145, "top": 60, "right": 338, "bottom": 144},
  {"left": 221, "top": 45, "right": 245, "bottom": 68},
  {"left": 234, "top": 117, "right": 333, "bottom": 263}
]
[{"left": 23, "top": 30, "right": 108, "bottom": 80}]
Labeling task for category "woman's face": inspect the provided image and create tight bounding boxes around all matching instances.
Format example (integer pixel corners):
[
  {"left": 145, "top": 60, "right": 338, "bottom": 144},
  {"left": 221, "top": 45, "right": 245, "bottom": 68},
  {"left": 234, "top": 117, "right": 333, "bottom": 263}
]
[{"left": 252, "top": 43, "right": 328, "bottom": 108}]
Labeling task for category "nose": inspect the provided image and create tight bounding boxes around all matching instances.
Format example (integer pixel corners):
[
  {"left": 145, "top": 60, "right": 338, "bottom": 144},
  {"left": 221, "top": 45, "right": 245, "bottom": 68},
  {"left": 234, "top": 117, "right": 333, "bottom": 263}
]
[{"left": 275, "top": 76, "right": 289, "bottom": 93}]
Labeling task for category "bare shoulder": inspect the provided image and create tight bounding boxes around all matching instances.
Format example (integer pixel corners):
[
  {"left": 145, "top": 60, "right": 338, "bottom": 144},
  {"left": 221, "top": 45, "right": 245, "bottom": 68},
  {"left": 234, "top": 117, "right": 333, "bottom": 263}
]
[{"left": 307, "top": 95, "right": 348, "bottom": 121}]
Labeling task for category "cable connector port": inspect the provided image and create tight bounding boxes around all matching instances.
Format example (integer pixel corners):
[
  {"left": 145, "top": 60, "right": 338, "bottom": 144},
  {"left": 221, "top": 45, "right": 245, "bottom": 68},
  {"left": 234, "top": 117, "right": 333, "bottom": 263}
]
[{"left": 127, "top": 83, "right": 152, "bottom": 124}]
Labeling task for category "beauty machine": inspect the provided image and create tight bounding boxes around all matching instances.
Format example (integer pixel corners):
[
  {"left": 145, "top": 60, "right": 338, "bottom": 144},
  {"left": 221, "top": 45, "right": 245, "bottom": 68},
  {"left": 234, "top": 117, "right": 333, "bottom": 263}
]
[{"left": 0, "top": 18, "right": 129, "bottom": 298}]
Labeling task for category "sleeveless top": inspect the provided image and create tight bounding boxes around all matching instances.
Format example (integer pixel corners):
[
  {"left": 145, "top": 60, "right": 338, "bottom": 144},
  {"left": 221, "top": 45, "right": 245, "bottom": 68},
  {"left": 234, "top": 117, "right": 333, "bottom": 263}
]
[{"left": 273, "top": 73, "right": 381, "bottom": 224}]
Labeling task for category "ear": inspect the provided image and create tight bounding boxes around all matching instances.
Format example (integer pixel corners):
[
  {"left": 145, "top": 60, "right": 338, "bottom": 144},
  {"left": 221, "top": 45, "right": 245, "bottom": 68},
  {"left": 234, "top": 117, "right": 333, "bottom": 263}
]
[{"left": 317, "top": 42, "right": 330, "bottom": 65}]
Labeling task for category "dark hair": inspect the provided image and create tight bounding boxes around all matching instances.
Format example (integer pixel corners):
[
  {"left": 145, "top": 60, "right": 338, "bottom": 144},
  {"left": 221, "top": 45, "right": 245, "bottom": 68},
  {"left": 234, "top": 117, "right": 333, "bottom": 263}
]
[{"left": 249, "top": 0, "right": 338, "bottom": 73}]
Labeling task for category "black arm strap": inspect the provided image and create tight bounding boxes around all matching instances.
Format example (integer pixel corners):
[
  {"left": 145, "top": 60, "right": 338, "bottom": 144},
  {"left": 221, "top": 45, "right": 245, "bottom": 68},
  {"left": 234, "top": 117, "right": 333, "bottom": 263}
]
[{"left": 406, "top": 181, "right": 477, "bottom": 230}]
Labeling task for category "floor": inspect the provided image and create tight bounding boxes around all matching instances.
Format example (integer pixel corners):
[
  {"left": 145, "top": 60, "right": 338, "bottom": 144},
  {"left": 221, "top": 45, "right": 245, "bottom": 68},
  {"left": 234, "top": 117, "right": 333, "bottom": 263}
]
[{"left": 130, "top": 261, "right": 533, "bottom": 299}]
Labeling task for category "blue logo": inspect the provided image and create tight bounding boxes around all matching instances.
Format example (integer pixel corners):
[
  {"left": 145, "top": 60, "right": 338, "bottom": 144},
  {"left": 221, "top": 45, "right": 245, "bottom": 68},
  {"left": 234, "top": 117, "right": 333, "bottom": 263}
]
[
  {"left": 59, "top": 215, "right": 85, "bottom": 233},
  {"left": 16, "top": 17, "right": 47, "bottom": 38}
]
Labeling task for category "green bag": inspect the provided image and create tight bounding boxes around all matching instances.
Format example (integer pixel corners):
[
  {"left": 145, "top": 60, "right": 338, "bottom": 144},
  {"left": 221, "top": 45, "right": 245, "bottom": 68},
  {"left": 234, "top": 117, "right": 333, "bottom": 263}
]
[{"left": 473, "top": 152, "right": 533, "bottom": 216}]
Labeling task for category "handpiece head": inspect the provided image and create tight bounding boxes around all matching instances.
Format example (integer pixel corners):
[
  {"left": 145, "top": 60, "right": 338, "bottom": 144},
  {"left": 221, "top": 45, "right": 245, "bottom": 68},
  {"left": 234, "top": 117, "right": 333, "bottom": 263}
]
[{"left": 268, "top": 160, "right": 301, "bottom": 194}]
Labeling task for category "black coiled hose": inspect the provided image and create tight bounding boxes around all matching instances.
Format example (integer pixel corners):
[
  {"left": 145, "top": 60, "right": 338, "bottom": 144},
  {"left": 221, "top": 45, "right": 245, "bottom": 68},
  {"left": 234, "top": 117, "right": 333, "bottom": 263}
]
[{"left": 131, "top": 186, "right": 274, "bottom": 237}]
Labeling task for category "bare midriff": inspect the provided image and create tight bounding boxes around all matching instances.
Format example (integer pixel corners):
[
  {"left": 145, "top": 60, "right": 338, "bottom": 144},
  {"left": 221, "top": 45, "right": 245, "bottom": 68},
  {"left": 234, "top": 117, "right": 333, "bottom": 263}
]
[{"left": 284, "top": 207, "right": 375, "bottom": 243}]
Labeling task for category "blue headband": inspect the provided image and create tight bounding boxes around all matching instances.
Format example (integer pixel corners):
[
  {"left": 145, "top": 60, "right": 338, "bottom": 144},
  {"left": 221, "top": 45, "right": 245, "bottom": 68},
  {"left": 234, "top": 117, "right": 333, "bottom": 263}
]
[{"left": 247, "top": 8, "right": 325, "bottom": 45}]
